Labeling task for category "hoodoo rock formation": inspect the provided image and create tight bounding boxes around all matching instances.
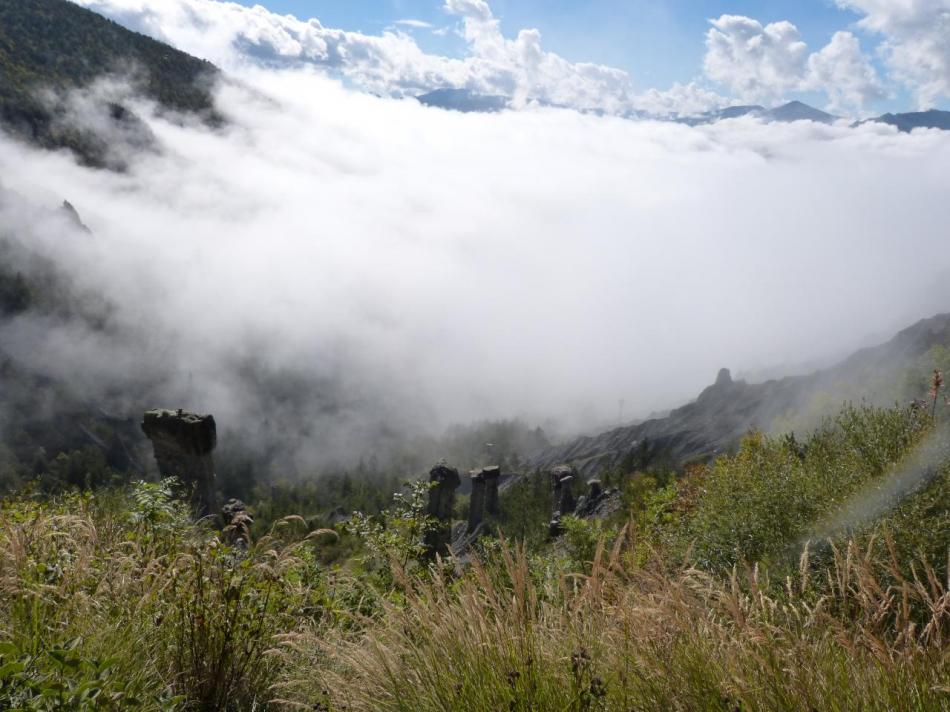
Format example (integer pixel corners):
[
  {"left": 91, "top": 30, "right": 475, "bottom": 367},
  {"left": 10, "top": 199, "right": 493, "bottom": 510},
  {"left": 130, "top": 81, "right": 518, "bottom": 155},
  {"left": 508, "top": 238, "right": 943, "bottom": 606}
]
[
  {"left": 424, "top": 461, "right": 461, "bottom": 557},
  {"left": 422, "top": 462, "right": 508, "bottom": 556},
  {"left": 548, "top": 464, "right": 576, "bottom": 536},
  {"left": 482, "top": 466, "right": 501, "bottom": 517},
  {"left": 575, "top": 478, "right": 613, "bottom": 518},
  {"left": 467, "top": 469, "right": 487, "bottom": 533},
  {"left": 545, "top": 466, "right": 618, "bottom": 537},
  {"left": 141, "top": 409, "right": 218, "bottom": 516}
]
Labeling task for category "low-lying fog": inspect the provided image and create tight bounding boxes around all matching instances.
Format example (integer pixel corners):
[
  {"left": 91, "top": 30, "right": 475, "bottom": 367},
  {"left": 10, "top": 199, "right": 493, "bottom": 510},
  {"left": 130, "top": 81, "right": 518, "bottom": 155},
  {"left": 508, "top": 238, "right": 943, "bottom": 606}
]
[{"left": 2, "top": 67, "right": 950, "bottom": 468}]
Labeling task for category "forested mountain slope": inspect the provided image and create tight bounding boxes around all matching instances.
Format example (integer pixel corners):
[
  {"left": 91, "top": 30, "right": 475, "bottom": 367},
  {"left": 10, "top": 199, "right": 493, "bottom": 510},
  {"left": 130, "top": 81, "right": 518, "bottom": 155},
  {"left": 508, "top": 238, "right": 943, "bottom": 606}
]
[{"left": 0, "top": 0, "right": 219, "bottom": 165}]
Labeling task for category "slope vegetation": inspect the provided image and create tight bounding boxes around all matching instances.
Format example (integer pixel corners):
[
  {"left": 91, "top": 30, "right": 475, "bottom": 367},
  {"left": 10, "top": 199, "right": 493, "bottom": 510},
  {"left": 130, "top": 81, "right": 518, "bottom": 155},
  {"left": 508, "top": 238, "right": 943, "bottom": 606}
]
[
  {"left": 0, "top": 0, "right": 219, "bottom": 164},
  {"left": 1, "top": 399, "right": 948, "bottom": 710}
]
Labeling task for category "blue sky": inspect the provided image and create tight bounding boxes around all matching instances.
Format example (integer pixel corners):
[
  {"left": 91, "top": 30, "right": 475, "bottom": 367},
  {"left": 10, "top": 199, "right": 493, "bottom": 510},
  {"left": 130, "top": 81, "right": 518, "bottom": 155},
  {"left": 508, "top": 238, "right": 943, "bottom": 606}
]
[{"left": 231, "top": 0, "right": 905, "bottom": 107}]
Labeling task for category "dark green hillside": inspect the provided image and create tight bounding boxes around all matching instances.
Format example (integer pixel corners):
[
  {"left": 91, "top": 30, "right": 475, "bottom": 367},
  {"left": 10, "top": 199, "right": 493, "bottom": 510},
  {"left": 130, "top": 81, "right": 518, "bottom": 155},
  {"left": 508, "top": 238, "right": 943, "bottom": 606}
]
[{"left": 0, "top": 0, "right": 219, "bottom": 164}]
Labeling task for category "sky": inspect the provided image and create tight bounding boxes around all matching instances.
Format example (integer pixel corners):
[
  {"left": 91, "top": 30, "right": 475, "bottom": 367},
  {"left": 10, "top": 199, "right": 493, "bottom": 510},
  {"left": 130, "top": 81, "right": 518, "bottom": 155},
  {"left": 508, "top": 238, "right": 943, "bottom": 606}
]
[{"left": 74, "top": 0, "right": 950, "bottom": 117}]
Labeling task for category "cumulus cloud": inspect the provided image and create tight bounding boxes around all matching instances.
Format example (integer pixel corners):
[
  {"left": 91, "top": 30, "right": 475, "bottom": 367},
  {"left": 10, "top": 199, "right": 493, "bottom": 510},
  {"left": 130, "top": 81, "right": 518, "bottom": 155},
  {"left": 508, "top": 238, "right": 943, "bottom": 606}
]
[
  {"left": 837, "top": 0, "right": 950, "bottom": 108},
  {"left": 704, "top": 15, "right": 809, "bottom": 102},
  {"left": 2, "top": 68, "right": 950, "bottom": 472},
  {"left": 72, "top": 0, "right": 950, "bottom": 116},
  {"left": 806, "top": 31, "right": 887, "bottom": 114},
  {"left": 70, "top": 0, "right": 728, "bottom": 117},
  {"left": 73, "top": 0, "right": 467, "bottom": 94},
  {"left": 635, "top": 82, "right": 730, "bottom": 118},
  {"left": 704, "top": 15, "right": 884, "bottom": 114}
]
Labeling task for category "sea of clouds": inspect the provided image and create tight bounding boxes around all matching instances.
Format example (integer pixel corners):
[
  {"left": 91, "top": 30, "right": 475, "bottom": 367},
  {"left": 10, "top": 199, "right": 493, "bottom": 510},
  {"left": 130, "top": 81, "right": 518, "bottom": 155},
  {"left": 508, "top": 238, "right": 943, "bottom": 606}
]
[{"left": 2, "top": 58, "right": 950, "bottom": 468}]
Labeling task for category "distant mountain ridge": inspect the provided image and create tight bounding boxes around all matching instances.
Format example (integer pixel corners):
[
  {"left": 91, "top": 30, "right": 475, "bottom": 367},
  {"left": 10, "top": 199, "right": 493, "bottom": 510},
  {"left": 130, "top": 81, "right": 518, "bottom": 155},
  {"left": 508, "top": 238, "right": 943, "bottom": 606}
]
[
  {"left": 416, "top": 88, "right": 509, "bottom": 113},
  {"left": 0, "top": 0, "right": 220, "bottom": 166},
  {"left": 413, "top": 87, "right": 950, "bottom": 134},
  {"left": 679, "top": 100, "right": 837, "bottom": 126},
  {"left": 528, "top": 314, "right": 950, "bottom": 478},
  {"left": 858, "top": 109, "right": 950, "bottom": 133}
]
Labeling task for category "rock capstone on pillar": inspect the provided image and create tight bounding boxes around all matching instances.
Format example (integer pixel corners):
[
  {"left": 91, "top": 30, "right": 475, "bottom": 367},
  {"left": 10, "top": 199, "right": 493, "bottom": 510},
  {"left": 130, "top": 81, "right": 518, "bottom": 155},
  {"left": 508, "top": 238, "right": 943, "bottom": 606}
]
[
  {"left": 141, "top": 409, "right": 217, "bottom": 516},
  {"left": 548, "top": 464, "right": 576, "bottom": 538},
  {"left": 575, "top": 478, "right": 606, "bottom": 517},
  {"left": 550, "top": 465, "right": 576, "bottom": 510},
  {"left": 424, "top": 461, "right": 461, "bottom": 556}
]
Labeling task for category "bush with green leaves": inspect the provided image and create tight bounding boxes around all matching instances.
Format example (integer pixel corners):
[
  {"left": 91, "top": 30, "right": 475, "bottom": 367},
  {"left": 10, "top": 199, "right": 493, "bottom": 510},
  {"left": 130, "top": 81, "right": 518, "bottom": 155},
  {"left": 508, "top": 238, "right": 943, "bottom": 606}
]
[
  {"left": 674, "top": 404, "right": 939, "bottom": 572},
  {"left": 559, "top": 515, "right": 617, "bottom": 572},
  {"left": 345, "top": 478, "right": 437, "bottom": 583},
  {"left": 0, "top": 638, "right": 179, "bottom": 710}
]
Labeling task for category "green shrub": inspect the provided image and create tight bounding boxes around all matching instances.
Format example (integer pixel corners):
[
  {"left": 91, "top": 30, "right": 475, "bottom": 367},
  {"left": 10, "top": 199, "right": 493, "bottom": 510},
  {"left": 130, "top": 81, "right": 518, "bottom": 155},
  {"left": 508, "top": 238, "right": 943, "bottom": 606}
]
[
  {"left": 678, "top": 404, "right": 933, "bottom": 571},
  {"left": 0, "top": 638, "right": 179, "bottom": 710},
  {"left": 345, "top": 479, "right": 436, "bottom": 585}
]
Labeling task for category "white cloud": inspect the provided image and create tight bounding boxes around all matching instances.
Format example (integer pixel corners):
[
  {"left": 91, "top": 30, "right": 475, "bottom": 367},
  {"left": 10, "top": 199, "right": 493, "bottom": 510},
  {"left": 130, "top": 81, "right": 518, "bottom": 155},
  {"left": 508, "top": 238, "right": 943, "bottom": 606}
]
[
  {"left": 73, "top": 0, "right": 467, "bottom": 94},
  {"left": 635, "top": 82, "right": 729, "bottom": 117},
  {"left": 70, "top": 0, "right": 625, "bottom": 112},
  {"left": 445, "top": 0, "right": 493, "bottom": 24},
  {"left": 2, "top": 69, "right": 950, "bottom": 467},
  {"left": 704, "top": 15, "right": 808, "bottom": 102},
  {"left": 69, "top": 0, "right": 728, "bottom": 117},
  {"left": 704, "top": 14, "right": 884, "bottom": 114},
  {"left": 68, "top": 0, "right": 950, "bottom": 116},
  {"left": 837, "top": 0, "right": 950, "bottom": 108},
  {"left": 806, "top": 31, "right": 887, "bottom": 115},
  {"left": 394, "top": 19, "right": 433, "bottom": 29},
  {"left": 82, "top": 0, "right": 912, "bottom": 116}
]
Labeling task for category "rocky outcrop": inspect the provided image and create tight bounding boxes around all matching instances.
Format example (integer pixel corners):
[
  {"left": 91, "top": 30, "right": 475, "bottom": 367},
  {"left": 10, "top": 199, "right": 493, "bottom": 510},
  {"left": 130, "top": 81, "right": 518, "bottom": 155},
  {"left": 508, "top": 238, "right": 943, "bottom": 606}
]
[
  {"left": 575, "top": 478, "right": 602, "bottom": 516},
  {"left": 575, "top": 478, "right": 619, "bottom": 519},
  {"left": 447, "top": 464, "right": 505, "bottom": 555},
  {"left": 142, "top": 409, "right": 217, "bottom": 516},
  {"left": 424, "top": 461, "right": 461, "bottom": 557},
  {"left": 549, "top": 470, "right": 620, "bottom": 536},
  {"left": 548, "top": 464, "right": 576, "bottom": 537},
  {"left": 482, "top": 466, "right": 501, "bottom": 516},
  {"left": 61, "top": 201, "right": 91, "bottom": 234},
  {"left": 529, "top": 314, "right": 950, "bottom": 480},
  {"left": 221, "top": 498, "right": 253, "bottom": 548},
  {"left": 467, "top": 470, "right": 487, "bottom": 533}
]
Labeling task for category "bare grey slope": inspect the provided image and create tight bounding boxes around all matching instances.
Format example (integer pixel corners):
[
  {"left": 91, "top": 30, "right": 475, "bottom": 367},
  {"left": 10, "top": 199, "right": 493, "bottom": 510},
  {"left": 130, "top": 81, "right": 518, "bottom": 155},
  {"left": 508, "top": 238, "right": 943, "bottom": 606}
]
[{"left": 529, "top": 314, "right": 950, "bottom": 477}]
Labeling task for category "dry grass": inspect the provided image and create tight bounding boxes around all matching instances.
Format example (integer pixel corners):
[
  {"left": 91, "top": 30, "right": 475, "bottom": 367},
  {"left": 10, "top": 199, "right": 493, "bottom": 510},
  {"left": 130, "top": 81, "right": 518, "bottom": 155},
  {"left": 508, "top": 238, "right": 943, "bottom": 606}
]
[
  {"left": 0, "top": 494, "right": 316, "bottom": 709},
  {"left": 277, "top": 530, "right": 950, "bottom": 711}
]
